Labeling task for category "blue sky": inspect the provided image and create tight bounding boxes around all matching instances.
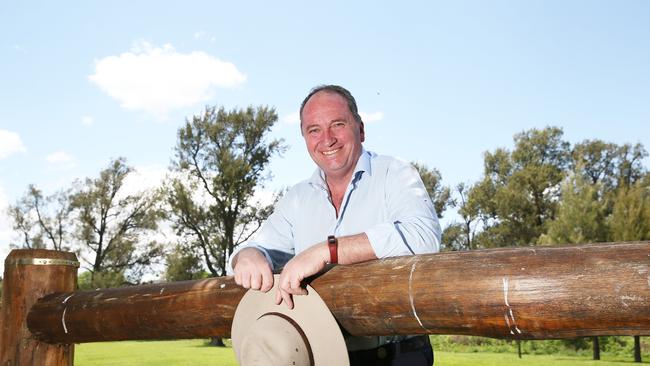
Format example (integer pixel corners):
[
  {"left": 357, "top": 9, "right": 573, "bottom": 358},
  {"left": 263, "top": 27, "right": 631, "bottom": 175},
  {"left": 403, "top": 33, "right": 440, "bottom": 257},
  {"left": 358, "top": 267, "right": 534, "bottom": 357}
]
[{"left": 1, "top": 1, "right": 649, "bottom": 267}]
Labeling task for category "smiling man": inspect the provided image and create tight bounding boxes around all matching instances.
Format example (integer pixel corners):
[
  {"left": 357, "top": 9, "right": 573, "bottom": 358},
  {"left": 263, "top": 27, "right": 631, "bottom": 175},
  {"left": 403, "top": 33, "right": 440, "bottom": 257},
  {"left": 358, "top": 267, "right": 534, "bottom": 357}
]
[{"left": 231, "top": 84, "right": 441, "bottom": 365}]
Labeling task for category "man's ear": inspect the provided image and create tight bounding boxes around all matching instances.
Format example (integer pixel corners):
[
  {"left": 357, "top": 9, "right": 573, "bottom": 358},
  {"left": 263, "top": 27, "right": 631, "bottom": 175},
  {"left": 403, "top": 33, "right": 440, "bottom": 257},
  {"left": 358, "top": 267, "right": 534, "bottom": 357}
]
[{"left": 359, "top": 121, "right": 365, "bottom": 142}]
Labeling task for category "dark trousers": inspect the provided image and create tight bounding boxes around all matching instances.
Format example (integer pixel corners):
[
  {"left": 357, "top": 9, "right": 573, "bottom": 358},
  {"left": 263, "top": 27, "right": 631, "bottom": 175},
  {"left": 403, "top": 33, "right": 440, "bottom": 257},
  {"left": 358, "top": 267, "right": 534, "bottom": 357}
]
[{"left": 348, "top": 335, "right": 434, "bottom": 366}]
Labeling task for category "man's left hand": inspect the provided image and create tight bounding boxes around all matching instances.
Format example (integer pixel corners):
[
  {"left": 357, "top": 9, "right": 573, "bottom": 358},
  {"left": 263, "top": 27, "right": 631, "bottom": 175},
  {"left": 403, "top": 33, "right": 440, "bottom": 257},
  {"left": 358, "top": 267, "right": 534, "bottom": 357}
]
[{"left": 275, "top": 242, "right": 328, "bottom": 309}]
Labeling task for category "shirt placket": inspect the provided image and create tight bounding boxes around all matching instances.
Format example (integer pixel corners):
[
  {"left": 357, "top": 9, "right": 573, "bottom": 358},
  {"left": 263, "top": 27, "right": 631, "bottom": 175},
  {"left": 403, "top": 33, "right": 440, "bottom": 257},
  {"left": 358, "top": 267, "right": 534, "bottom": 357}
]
[{"left": 333, "top": 171, "right": 363, "bottom": 236}]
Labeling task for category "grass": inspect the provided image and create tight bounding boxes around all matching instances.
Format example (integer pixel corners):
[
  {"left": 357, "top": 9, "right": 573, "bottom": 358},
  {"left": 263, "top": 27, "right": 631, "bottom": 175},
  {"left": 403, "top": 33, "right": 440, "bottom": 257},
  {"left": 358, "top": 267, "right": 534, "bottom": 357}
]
[
  {"left": 75, "top": 339, "right": 238, "bottom": 366},
  {"left": 436, "top": 352, "right": 647, "bottom": 365},
  {"left": 75, "top": 339, "right": 648, "bottom": 365}
]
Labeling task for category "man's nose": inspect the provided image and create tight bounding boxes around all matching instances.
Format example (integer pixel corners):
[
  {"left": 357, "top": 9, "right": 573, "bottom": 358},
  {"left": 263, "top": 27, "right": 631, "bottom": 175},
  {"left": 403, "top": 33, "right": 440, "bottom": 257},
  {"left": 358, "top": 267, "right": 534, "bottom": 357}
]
[{"left": 323, "top": 129, "right": 336, "bottom": 146}]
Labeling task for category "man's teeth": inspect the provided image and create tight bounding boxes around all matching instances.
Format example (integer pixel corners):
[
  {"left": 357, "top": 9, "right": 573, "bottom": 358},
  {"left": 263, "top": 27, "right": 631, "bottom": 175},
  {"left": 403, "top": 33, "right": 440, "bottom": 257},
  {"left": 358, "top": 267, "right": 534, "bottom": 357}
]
[{"left": 322, "top": 148, "right": 340, "bottom": 156}]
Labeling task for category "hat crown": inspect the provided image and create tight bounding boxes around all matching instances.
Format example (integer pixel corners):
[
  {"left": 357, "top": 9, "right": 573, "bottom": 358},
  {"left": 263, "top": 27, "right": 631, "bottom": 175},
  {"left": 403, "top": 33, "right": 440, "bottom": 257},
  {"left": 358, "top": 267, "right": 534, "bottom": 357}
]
[{"left": 240, "top": 314, "right": 311, "bottom": 366}]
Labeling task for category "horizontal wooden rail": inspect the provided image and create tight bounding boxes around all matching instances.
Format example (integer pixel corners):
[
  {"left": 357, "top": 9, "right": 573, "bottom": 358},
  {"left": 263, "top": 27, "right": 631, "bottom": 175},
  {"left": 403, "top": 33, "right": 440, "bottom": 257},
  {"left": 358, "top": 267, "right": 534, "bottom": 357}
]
[{"left": 27, "top": 241, "right": 650, "bottom": 344}]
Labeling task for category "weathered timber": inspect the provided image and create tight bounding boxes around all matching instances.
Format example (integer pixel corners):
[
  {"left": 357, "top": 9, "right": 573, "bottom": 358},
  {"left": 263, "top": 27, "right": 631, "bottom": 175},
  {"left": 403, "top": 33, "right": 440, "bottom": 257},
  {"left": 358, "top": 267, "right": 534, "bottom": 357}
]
[
  {"left": 314, "top": 241, "right": 650, "bottom": 339},
  {"left": 27, "top": 242, "right": 650, "bottom": 344},
  {"left": 1, "top": 249, "right": 78, "bottom": 365},
  {"left": 28, "top": 276, "right": 246, "bottom": 343}
]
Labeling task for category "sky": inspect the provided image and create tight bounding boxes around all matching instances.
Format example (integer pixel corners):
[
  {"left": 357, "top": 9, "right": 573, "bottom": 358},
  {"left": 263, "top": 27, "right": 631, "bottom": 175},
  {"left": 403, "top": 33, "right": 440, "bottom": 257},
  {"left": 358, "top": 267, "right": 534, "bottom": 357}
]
[{"left": 1, "top": 1, "right": 649, "bottom": 273}]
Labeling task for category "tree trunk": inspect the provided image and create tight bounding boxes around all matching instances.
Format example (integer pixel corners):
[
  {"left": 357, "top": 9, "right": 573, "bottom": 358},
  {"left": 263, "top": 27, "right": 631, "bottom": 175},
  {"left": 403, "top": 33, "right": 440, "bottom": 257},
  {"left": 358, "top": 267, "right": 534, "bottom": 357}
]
[
  {"left": 517, "top": 340, "right": 522, "bottom": 358},
  {"left": 592, "top": 336, "right": 600, "bottom": 360},
  {"left": 634, "top": 335, "right": 642, "bottom": 363},
  {"left": 208, "top": 337, "right": 226, "bottom": 347}
]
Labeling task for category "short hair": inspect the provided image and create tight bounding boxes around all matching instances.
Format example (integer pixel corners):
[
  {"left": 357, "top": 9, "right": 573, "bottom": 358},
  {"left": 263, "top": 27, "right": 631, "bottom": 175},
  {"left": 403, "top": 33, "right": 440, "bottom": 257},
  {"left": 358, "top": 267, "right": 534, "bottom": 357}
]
[{"left": 299, "top": 85, "right": 363, "bottom": 127}]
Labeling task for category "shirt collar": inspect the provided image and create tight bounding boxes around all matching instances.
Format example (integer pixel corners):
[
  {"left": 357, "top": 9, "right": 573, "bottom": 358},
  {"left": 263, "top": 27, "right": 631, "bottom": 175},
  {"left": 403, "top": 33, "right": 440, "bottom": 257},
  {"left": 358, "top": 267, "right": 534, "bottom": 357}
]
[{"left": 308, "top": 148, "right": 372, "bottom": 191}]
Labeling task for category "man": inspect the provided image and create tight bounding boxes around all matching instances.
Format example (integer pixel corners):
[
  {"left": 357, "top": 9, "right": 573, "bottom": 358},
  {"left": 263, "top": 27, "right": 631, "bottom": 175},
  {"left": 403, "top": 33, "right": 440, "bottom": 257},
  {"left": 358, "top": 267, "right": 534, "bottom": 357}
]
[{"left": 231, "top": 85, "right": 440, "bottom": 365}]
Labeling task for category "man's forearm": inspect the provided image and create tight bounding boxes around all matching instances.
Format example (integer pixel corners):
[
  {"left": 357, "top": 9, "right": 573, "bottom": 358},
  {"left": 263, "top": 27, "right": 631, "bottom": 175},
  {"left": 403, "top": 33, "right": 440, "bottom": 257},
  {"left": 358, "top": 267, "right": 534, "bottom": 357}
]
[{"left": 336, "top": 232, "right": 378, "bottom": 265}]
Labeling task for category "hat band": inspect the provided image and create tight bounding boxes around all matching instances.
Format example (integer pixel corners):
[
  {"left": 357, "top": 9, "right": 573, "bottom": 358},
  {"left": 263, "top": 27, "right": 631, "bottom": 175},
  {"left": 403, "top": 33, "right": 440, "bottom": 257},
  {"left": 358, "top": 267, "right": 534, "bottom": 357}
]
[{"left": 261, "top": 312, "right": 315, "bottom": 366}]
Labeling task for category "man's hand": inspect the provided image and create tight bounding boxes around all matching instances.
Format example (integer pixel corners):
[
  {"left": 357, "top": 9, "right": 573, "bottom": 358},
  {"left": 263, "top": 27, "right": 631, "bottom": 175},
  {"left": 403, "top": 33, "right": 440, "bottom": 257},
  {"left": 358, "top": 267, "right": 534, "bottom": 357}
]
[
  {"left": 233, "top": 248, "right": 274, "bottom": 292},
  {"left": 275, "top": 242, "right": 329, "bottom": 309}
]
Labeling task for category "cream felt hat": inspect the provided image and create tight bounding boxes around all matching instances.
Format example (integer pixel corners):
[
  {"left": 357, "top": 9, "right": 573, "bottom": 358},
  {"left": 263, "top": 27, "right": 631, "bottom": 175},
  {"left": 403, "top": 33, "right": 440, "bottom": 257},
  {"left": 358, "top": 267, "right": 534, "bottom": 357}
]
[{"left": 231, "top": 275, "right": 349, "bottom": 366}]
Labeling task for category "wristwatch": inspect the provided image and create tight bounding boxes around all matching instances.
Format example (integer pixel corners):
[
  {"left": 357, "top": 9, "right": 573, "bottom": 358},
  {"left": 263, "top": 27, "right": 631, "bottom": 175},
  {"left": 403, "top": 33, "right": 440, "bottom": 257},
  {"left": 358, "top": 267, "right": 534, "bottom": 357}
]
[{"left": 327, "top": 235, "right": 338, "bottom": 264}]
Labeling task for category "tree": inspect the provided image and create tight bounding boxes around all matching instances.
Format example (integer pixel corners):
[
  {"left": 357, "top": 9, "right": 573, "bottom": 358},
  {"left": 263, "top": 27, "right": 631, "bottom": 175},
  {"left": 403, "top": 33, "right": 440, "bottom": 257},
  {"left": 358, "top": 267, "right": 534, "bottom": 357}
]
[
  {"left": 607, "top": 174, "right": 649, "bottom": 363},
  {"left": 537, "top": 173, "right": 611, "bottom": 360},
  {"left": 440, "top": 223, "right": 466, "bottom": 251},
  {"left": 166, "top": 105, "right": 286, "bottom": 277},
  {"left": 70, "top": 157, "right": 164, "bottom": 288},
  {"left": 440, "top": 182, "right": 481, "bottom": 251},
  {"left": 468, "top": 127, "right": 571, "bottom": 248},
  {"left": 412, "top": 162, "right": 454, "bottom": 219},
  {"left": 616, "top": 143, "right": 647, "bottom": 188},
  {"left": 165, "top": 245, "right": 208, "bottom": 282},
  {"left": 8, "top": 185, "right": 72, "bottom": 251},
  {"left": 539, "top": 174, "right": 608, "bottom": 245},
  {"left": 608, "top": 177, "right": 650, "bottom": 242},
  {"left": 571, "top": 140, "right": 620, "bottom": 189}
]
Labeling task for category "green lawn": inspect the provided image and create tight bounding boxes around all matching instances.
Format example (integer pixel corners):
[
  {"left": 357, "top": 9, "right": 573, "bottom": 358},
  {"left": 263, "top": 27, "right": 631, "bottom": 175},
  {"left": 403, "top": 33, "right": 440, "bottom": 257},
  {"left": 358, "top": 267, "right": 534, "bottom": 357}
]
[
  {"left": 75, "top": 339, "right": 647, "bottom": 365},
  {"left": 75, "top": 340, "right": 238, "bottom": 366}
]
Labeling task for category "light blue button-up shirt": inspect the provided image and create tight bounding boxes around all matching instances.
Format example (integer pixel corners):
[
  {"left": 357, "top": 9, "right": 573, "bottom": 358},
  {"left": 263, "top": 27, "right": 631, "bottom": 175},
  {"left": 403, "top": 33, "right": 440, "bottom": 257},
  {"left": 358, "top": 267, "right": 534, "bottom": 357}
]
[{"left": 230, "top": 149, "right": 441, "bottom": 272}]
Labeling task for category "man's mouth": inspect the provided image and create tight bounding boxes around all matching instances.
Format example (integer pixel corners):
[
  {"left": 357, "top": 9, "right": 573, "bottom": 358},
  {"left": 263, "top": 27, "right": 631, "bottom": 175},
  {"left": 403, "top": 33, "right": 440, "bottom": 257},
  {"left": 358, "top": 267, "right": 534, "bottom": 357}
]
[{"left": 322, "top": 148, "right": 341, "bottom": 156}]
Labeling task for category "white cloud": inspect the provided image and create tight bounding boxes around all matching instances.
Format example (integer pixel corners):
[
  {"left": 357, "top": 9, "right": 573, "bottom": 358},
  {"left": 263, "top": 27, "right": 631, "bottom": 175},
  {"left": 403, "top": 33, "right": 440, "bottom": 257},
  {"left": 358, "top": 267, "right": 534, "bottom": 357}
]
[
  {"left": 88, "top": 41, "right": 246, "bottom": 117},
  {"left": 120, "top": 165, "right": 168, "bottom": 198},
  {"left": 45, "top": 151, "right": 76, "bottom": 171},
  {"left": 0, "top": 129, "right": 26, "bottom": 159},
  {"left": 81, "top": 115, "right": 94, "bottom": 126},
  {"left": 194, "top": 31, "right": 216, "bottom": 42},
  {"left": 359, "top": 111, "right": 384, "bottom": 123},
  {"left": 46, "top": 151, "right": 73, "bottom": 163},
  {"left": 282, "top": 111, "right": 300, "bottom": 125}
]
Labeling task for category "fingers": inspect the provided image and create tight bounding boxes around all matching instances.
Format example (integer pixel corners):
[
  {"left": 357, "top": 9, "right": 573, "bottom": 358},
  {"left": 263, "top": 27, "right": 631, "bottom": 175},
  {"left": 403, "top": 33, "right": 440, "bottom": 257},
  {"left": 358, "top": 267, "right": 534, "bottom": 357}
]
[
  {"left": 276, "top": 288, "right": 294, "bottom": 309},
  {"left": 260, "top": 266, "right": 274, "bottom": 292},
  {"left": 250, "top": 273, "right": 261, "bottom": 290},
  {"left": 233, "top": 248, "right": 273, "bottom": 291}
]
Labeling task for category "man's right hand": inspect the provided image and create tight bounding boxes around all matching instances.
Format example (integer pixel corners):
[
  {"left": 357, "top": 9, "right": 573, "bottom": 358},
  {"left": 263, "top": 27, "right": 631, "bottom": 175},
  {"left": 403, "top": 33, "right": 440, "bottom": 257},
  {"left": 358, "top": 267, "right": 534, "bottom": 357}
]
[{"left": 232, "top": 247, "right": 274, "bottom": 292}]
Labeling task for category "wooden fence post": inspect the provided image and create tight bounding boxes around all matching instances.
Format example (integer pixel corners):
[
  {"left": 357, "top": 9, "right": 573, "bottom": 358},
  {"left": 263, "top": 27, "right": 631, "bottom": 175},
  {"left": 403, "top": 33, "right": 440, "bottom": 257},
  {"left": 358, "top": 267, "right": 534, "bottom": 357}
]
[{"left": 0, "top": 249, "right": 78, "bottom": 365}]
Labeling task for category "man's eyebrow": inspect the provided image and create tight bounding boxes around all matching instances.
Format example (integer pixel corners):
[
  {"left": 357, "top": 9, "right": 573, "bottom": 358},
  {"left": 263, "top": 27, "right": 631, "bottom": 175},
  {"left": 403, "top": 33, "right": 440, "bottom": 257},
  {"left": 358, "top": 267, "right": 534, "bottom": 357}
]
[
  {"left": 302, "top": 123, "right": 319, "bottom": 130},
  {"left": 330, "top": 118, "right": 348, "bottom": 124}
]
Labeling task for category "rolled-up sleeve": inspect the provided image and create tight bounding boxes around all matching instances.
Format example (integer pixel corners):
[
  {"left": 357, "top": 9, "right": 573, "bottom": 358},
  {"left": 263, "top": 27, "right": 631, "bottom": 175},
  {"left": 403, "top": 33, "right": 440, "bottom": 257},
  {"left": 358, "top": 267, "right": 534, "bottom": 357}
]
[
  {"left": 227, "top": 193, "right": 296, "bottom": 274},
  {"left": 364, "top": 160, "right": 441, "bottom": 258}
]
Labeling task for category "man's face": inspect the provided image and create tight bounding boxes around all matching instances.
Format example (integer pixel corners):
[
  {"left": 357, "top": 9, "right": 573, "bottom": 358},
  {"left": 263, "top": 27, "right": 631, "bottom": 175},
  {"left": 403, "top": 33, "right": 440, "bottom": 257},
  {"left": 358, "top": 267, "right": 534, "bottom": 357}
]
[{"left": 301, "top": 91, "right": 365, "bottom": 181}]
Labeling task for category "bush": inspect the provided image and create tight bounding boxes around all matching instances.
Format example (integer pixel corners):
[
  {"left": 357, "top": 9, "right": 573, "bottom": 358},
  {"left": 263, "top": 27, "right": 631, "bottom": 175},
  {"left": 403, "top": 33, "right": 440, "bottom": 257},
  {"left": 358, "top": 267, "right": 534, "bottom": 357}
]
[{"left": 430, "top": 335, "right": 648, "bottom": 360}]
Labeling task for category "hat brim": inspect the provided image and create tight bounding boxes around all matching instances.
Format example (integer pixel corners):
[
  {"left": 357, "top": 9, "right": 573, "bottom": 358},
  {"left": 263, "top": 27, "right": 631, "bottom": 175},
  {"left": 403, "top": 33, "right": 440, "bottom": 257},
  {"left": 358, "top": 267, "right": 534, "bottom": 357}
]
[{"left": 232, "top": 274, "right": 349, "bottom": 366}]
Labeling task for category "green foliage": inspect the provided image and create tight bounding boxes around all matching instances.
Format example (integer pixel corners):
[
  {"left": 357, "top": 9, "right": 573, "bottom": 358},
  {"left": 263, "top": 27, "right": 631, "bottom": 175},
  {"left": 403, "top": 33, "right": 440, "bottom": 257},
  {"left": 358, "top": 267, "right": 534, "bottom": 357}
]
[
  {"left": 442, "top": 182, "right": 481, "bottom": 251},
  {"left": 167, "top": 105, "right": 286, "bottom": 276},
  {"left": 455, "top": 129, "right": 648, "bottom": 249},
  {"left": 70, "top": 157, "right": 165, "bottom": 287},
  {"left": 164, "top": 246, "right": 209, "bottom": 281},
  {"left": 441, "top": 222, "right": 466, "bottom": 251},
  {"left": 8, "top": 184, "right": 72, "bottom": 251},
  {"left": 431, "top": 335, "right": 648, "bottom": 360},
  {"left": 608, "top": 176, "right": 650, "bottom": 241},
  {"left": 78, "top": 270, "right": 126, "bottom": 290},
  {"left": 571, "top": 140, "right": 620, "bottom": 190},
  {"left": 412, "top": 162, "right": 453, "bottom": 219},
  {"left": 539, "top": 174, "right": 608, "bottom": 245},
  {"left": 467, "top": 127, "right": 571, "bottom": 248}
]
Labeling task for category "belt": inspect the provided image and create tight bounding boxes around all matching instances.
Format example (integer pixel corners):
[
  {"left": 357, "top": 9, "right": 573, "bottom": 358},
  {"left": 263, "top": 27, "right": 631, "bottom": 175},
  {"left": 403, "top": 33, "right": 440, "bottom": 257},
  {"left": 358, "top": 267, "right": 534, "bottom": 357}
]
[{"left": 348, "top": 335, "right": 431, "bottom": 362}]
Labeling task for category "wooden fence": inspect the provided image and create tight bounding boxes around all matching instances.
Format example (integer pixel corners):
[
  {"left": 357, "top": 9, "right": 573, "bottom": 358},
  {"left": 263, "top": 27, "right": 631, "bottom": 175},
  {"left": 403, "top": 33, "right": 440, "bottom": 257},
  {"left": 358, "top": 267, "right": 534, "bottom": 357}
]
[{"left": 2, "top": 242, "right": 650, "bottom": 365}]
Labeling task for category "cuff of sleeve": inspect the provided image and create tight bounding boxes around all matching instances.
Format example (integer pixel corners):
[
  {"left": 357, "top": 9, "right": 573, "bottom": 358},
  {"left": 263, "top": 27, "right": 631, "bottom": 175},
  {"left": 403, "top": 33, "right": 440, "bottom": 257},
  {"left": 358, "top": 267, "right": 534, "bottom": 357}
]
[
  {"left": 365, "top": 222, "right": 410, "bottom": 259},
  {"left": 227, "top": 244, "right": 274, "bottom": 275}
]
